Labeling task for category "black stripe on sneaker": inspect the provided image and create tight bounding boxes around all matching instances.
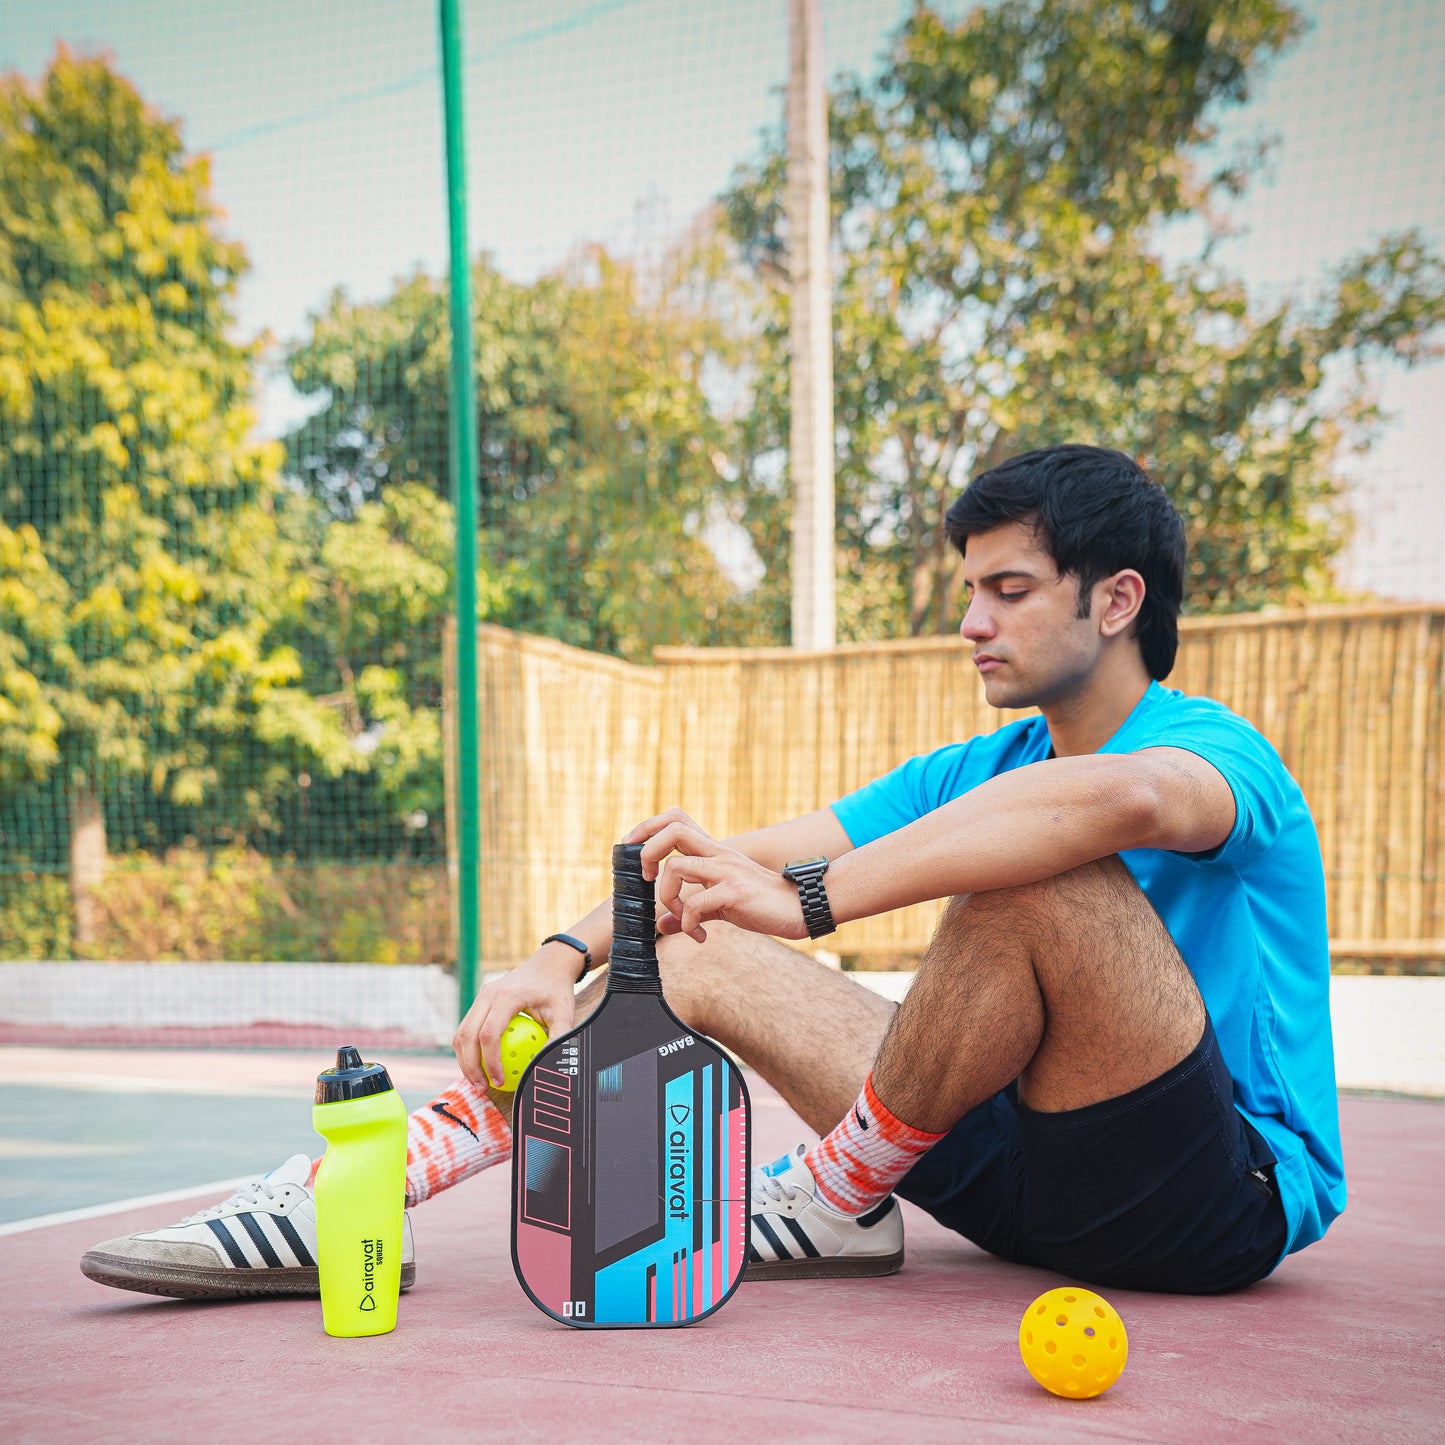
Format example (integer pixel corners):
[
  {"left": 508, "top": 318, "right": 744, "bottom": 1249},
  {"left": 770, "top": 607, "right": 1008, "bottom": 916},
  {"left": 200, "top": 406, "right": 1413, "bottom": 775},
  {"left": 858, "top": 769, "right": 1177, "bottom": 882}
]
[
  {"left": 272, "top": 1214, "right": 316, "bottom": 1268},
  {"left": 751, "top": 1214, "right": 792, "bottom": 1262},
  {"left": 779, "top": 1215, "right": 822, "bottom": 1258},
  {"left": 747, "top": 1243, "right": 764, "bottom": 1264},
  {"left": 857, "top": 1198, "right": 896, "bottom": 1229},
  {"left": 205, "top": 1218, "right": 251, "bottom": 1268},
  {"left": 237, "top": 1212, "right": 284, "bottom": 1269}
]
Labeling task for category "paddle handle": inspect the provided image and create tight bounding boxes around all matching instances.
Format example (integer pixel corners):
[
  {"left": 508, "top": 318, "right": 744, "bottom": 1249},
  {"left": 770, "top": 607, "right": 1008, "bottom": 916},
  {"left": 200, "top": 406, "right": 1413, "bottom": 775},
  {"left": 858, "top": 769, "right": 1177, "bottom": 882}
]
[{"left": 607, "top": 842, "right": 662, "bottom": 994}]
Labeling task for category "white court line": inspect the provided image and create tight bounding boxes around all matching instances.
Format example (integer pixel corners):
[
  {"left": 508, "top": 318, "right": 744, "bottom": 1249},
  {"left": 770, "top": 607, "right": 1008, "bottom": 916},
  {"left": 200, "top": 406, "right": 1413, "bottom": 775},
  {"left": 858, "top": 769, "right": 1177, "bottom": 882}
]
[
  {"left": 0, "top": 1176, "right": 254, "bottom": 1237},
  {"left": 0, "top": 1072, "right": 308, "bottom": 1097}
]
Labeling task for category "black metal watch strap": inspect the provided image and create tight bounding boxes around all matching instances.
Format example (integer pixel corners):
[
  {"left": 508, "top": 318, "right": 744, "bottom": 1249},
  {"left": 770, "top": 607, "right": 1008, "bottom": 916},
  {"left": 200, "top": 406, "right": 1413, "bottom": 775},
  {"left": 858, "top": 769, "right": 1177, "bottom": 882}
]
[
  {"left": 541, "top": 932, "right": 593, "bottom": 982},
  {"left": 782, "top": 858, "right": 837, "bottom": 940}
]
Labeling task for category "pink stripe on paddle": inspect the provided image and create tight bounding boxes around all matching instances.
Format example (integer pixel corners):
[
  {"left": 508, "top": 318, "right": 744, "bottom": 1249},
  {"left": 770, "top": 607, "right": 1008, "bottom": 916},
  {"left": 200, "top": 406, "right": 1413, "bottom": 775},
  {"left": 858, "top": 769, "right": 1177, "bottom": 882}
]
[
  {"left": 515, "top": 1222, "right": 570, "bottom": 1315},
  {"left": 728, "top": 1104, "right": 747, "bottom": 1287}
]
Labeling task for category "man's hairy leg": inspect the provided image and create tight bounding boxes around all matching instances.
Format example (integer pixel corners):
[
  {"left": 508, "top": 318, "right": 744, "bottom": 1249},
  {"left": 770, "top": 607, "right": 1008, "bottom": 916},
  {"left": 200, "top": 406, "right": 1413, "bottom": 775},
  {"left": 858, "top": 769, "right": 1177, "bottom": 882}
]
[
  {"left": 490, "top": 932, "right": 890, "bottom": 1137},
  {"left": 656, "top": 923, "right": 896, "bottom": 1135},
  {"left": 872, "top": 854, "right": 1205, "bottom": 1132},
  {"left": 471, "top": 860, "right": 1196, "bottom": 1212},
  {"left": 804, "top": 855, "right": 1206, "bottom": 1215}
]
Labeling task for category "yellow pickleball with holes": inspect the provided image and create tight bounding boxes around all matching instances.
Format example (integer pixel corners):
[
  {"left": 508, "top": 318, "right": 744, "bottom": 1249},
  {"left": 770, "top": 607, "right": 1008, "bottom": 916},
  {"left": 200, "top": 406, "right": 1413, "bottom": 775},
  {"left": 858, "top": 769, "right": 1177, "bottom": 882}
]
[
  {"left": 493, "top": 1012, "right": 549, "bottom": 1091},
  {"left": 1019, "top": 1286, "right": 1128, "bottom": 1399}
]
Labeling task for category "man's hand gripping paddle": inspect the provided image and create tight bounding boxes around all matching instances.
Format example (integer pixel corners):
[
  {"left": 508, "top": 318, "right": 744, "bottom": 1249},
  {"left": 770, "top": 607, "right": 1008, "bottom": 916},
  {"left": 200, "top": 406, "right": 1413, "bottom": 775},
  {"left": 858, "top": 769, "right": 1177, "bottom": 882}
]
[{"left": 510, "top": 842, "right": 751, "bottom": 1327}]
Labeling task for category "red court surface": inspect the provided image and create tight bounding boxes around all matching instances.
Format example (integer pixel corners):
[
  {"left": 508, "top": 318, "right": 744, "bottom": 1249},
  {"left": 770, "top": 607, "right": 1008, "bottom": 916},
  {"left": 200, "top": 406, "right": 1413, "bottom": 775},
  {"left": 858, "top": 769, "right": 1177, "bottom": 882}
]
[{"left": 2, "top": 1052, "right": 1442, "bottom": 1444}]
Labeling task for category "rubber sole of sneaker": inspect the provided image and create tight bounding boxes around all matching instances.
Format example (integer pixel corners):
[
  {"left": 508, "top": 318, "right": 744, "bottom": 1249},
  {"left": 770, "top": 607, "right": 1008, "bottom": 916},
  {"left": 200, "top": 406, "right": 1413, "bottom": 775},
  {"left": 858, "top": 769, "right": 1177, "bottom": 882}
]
[
  {"left": 78, "top": 1253, "right": 416, "bottom": 1300},
  {"left": 744, "top": 1247, "right": 904, "bottom": 1281}
]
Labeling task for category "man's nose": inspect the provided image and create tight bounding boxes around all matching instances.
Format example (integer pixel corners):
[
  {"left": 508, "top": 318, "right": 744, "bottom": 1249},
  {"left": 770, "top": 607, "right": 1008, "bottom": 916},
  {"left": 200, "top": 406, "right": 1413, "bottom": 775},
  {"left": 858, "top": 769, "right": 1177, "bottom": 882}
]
[{"left": 960, "top": 596, "right": 994, "bottom": 640}]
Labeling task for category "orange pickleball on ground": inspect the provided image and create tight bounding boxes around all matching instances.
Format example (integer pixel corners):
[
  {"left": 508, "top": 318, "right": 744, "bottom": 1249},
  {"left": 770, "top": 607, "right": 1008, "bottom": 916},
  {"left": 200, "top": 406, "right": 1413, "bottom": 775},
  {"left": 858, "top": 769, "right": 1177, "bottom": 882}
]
[{"left": 1018, "top": 1286, "right": 1129, "bottom": 1398}]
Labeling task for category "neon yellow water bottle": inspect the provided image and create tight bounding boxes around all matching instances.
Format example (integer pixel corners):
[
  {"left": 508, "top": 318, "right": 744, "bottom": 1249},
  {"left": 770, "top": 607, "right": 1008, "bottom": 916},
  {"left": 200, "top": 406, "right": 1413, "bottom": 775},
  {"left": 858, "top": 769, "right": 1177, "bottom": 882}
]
[{"left": 313, "top": 1046, "right": 408, "bottom": 1337}]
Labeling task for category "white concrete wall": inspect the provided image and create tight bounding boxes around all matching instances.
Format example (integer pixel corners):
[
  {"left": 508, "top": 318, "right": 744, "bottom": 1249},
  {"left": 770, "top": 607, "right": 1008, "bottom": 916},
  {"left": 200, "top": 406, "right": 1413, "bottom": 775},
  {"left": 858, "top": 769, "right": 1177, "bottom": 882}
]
[
  {"left": 851, "top": 972, "right": 1445, "bottom": 1098},
  {"left": 1326, "top": 975, "right": 1445, "bottom": 1097},
  {"left": 0, "top": 962, "right": 458, "bottom": 1046},
  {"left": 1, "top": 963, "right": 1440, "bottom": 1097}
]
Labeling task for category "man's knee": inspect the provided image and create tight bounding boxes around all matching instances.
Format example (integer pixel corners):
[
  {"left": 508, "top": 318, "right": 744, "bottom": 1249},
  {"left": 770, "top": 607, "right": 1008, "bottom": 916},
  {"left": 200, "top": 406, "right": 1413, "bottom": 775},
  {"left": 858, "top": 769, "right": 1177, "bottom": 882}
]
[
  {"left": 654, "top": 920, "right": 800, "bottom": 1030},
  {"left": 935, "top": 854, "right": 1141, "bottom": 936}
]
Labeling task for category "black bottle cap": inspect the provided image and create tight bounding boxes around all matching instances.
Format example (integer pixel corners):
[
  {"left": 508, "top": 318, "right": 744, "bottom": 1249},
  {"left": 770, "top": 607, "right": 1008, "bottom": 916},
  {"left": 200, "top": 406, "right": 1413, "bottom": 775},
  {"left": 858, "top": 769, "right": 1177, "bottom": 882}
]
[{"left": 315, "top": 1045, "right": 395, "bottom": 1104}]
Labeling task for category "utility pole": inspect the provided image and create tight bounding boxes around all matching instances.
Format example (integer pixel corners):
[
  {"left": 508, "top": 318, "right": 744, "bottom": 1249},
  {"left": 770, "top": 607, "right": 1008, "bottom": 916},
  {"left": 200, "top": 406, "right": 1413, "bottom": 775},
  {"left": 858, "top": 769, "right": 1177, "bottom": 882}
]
[{"left": 787, "top": 0, "right": 836, "bottom": 649}]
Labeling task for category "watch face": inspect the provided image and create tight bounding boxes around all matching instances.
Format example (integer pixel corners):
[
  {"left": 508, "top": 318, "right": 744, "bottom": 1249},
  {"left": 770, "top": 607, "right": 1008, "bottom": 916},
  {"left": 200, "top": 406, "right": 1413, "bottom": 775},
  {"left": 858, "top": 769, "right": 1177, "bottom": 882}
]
[{"left": 784, "top": 855, "right": 828, "bottom": 877}]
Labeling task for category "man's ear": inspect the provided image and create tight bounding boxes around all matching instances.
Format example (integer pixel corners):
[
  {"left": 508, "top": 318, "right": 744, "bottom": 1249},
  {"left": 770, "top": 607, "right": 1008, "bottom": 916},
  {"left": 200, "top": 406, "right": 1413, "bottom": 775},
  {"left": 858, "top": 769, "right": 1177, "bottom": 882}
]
[{"left": 1097, "top": 570, "right": 1146, "bottom": 639}]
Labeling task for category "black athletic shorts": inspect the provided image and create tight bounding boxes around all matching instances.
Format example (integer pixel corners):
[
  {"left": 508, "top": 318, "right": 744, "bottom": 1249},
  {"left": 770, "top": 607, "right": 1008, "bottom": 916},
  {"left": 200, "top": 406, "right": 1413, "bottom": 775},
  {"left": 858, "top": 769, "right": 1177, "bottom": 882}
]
[{"left": 894, "top": 1015, "right": 1289, "bottom": 1294}]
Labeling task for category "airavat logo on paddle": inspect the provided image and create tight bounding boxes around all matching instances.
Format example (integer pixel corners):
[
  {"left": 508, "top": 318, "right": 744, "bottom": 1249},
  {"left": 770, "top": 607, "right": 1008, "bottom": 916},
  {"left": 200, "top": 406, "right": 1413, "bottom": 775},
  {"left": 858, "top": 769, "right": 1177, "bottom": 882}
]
[
  {"left": 667, "top": 1104, "right": 691, "bottom": 1221},
  {"left": 358, "top": 1237, "right": 384, "bottom": 1312}
]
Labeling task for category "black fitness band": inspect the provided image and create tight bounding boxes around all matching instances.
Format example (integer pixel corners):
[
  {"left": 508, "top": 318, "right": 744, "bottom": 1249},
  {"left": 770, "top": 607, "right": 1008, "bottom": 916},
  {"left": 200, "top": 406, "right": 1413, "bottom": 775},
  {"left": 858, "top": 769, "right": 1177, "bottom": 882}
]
[{"left": 541, "top": 932, "right": 593, "bottom": 982}]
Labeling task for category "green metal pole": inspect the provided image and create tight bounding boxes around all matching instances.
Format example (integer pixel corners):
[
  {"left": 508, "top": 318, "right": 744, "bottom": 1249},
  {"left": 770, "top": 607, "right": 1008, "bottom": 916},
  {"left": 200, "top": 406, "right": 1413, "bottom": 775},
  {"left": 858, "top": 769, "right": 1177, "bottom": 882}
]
[{"left": 439, "top": 0, "right": 482, "bottom": 1017}]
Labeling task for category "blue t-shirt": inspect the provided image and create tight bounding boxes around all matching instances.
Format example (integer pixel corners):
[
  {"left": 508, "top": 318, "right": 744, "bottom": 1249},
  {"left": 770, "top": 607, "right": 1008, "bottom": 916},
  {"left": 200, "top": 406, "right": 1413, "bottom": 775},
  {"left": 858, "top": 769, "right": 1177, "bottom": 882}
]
[{"left": 830, "top": 681, "right": 1345, "bottom": 1259}]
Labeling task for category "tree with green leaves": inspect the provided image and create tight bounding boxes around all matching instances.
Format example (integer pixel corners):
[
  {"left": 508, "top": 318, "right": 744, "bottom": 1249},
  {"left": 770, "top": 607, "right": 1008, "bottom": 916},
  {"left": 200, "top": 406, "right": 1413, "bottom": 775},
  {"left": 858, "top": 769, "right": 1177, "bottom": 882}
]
[
  {"left": 0, "top": 51, "right": 318, "bottom": 938},
  {"left": 284, "top": 242, "right": 774, "bottom": 662},
  {"left": 724, "top": 0, "right": 1445, "bottom": 637},
  {"left": 256, "top": 480, "right": 456, "bottom": 860}
]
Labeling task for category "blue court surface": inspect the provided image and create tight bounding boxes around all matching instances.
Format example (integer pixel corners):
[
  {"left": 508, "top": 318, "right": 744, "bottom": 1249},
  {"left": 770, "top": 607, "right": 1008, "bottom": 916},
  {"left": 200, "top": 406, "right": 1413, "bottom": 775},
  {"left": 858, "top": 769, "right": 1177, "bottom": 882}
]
[{"left": 0, "top": 1047, "right": 459, "bottom": 1224}]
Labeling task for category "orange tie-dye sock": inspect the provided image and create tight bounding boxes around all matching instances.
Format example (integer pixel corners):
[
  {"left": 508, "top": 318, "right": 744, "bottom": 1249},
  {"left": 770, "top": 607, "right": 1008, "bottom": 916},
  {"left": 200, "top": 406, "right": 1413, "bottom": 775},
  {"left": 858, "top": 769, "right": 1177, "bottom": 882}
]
[
  {"left": 403, "top": 1080, "right": 512, "bottom": 1207},
  {"left": 804, "top": 1072, "right": 946, "bottom": 1216}
]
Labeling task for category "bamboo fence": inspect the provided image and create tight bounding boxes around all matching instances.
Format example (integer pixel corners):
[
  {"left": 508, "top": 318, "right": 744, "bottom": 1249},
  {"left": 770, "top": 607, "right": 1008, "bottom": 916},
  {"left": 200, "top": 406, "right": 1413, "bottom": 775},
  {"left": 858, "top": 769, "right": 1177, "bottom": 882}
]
[{"left": 444, "top": 605, "right": 1443, "bottom": 968}]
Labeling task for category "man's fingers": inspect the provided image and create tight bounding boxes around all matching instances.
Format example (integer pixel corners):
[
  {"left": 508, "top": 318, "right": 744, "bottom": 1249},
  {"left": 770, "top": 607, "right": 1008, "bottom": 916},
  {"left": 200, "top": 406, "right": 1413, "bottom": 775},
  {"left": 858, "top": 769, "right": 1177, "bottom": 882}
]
[
  {"left": 523, "top": 987, "right": 577, "bottom": 1042},
  {"left": 535, "top": 995, "right": 576, "bottom": 1040},
  {"left": 461, "top": 984, "right": 576, "bottom": 1089},
  {"left": 453, "top": 1001, "right": 494, "bottom": 1088},
  {"left": 476, "top": 1009, "right": 510, "bottom": 1090},
  {"left": 464, "top": 990, "right": 516, "bottom": 1088},
  {"left": 655, "top": 870, "right": 725, "bottom": 937},
  {"left": 656, "top": 853, "right": 723, "bottom": 913},
  {"left": 625, "top": 807, "right": 777, "bottom": 941},
  {"left": 624, "top": 807, "right": 700, "bottom": 849},
  {"left": 477, "top": 994, "right": 535, "bottom": 1088},
  {"left": 680, "top": 886, "right": 726, "bottom": 941},
  {"left": 637, "top": 820, "right": 721, "bottom": 879}
]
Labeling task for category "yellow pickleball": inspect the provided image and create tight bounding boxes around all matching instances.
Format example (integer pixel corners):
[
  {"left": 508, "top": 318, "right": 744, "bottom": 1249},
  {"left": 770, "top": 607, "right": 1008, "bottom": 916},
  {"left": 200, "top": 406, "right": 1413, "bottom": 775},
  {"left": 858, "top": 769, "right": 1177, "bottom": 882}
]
[
  {"left": 1018, "top": 1286, "right": 1128, "bottom": 1399},
  {"left": 493, "top": 1012, "right": 549, "bottom": 1091}
]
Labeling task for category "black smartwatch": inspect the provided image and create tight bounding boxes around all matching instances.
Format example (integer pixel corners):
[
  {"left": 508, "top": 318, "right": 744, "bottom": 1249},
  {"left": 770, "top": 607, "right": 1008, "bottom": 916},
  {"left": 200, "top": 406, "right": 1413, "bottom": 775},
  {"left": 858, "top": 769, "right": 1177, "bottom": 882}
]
[{"left": 781, "top": 856, "right": 836, "bottom": 939}]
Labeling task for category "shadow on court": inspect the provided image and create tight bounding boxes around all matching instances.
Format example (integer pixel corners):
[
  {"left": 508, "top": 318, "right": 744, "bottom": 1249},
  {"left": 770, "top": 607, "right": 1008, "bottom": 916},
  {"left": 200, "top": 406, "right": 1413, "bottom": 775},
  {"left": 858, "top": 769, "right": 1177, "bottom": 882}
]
[{"left": 0, "top": 1046, "right": 1441, "bottom": 1443}]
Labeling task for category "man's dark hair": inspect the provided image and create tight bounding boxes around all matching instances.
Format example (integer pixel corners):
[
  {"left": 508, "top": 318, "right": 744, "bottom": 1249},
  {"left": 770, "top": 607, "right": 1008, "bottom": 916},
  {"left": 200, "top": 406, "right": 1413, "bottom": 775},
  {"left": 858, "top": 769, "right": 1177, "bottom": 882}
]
[{"left": 944, "top": 444, "right": 1186, "bottom": 680}]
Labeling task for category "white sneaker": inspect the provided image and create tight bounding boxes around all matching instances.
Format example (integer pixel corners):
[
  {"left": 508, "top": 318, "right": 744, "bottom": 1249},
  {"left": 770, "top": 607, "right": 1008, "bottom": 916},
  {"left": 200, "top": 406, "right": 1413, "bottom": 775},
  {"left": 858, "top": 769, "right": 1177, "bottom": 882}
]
[
  {"left": 79, "top": 1154, "right": 416, "bottom": 1300},
  {"left": 746, "top": 1144, "right": 904, "bottom": 1280}
]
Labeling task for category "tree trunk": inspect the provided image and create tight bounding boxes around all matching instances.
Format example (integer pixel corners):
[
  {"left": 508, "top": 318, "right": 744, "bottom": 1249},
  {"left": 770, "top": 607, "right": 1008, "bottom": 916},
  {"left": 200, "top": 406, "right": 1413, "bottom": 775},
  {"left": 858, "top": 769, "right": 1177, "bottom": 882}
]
[{"left": 69, "top": 784, "right": 107, "bottom": 949}]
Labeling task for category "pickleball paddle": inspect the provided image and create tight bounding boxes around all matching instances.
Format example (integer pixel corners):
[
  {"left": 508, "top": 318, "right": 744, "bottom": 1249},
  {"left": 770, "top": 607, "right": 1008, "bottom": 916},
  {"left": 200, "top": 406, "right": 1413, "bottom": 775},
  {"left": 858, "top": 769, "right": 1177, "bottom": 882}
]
[{"left": 510, "top": 842, "right": 751, "bottom": 1328}]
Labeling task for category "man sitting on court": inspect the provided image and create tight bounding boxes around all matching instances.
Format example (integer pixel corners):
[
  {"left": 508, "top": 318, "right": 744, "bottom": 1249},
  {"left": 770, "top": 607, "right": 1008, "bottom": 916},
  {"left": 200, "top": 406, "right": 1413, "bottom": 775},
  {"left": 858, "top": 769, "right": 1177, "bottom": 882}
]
[{"left": 82, "top": 444, "right": 1344, "bottom": 1300}]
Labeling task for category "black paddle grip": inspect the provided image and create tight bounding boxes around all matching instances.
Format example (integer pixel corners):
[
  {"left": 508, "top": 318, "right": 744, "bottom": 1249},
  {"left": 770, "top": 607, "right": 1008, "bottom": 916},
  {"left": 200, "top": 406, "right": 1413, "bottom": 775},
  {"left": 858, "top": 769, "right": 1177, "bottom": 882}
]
[{"left": 607, "top": 842, "right": 662, "bottom": 993}]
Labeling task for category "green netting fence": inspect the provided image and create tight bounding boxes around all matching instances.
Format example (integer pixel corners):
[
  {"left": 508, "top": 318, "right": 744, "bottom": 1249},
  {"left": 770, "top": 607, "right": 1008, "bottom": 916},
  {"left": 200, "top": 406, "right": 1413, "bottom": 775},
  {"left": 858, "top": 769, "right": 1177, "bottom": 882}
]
[{"left": 0, "top": 2, "right": 1440, "bottom": 1026}]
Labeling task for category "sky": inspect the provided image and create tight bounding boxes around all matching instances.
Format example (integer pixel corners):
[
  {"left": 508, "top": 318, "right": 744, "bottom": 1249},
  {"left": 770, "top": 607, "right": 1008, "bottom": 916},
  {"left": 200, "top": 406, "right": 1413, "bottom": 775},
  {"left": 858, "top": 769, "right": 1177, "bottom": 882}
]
[{"left": 3, "top": 0, "right": 1442, "bottom": 600}]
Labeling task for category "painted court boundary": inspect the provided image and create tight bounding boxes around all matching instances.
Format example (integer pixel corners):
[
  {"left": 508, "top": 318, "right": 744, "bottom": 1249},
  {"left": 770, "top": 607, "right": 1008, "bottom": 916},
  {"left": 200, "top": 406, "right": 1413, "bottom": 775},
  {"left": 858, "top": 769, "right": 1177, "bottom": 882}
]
[{"left": 0, "top": 1176, "right": 253, "bottom": 1238}]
